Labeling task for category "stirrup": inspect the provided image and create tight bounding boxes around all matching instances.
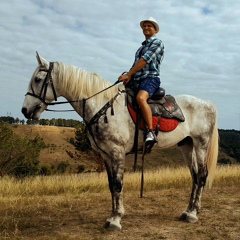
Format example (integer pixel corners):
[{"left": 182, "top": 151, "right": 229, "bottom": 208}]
[
  {"left": 145, "top": 130, "right": 157, "bottom": 143},
  {"left": 144, "top": 141, "right": 155, "bottom": 154}
]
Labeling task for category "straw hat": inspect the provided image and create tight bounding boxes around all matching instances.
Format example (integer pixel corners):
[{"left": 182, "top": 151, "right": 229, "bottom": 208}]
[{"left": 140, "top": 17, "right": 159, "bottom": 33}]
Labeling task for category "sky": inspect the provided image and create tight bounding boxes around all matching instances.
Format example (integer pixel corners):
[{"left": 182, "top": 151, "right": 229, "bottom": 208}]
[{"left": 0, "top": 0, "right": 239, "bottom": 130}]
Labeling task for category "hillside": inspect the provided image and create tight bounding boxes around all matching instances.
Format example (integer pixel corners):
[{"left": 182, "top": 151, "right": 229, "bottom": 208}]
[
  {"left": 10, "top": 125, "right": 237, "bottom": 172},
  {"left": 10, "top": 124, "right": 78, "bottom": 170}
]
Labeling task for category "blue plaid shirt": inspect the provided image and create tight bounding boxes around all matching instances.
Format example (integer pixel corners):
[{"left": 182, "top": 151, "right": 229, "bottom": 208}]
[{"left": 132, "top": 36, "right": 164, "bottom": 81}]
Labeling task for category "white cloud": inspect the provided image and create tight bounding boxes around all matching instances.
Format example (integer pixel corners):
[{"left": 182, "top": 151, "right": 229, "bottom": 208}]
[{"left": 0, "top": 0, "right": 239, "bottom": 129}]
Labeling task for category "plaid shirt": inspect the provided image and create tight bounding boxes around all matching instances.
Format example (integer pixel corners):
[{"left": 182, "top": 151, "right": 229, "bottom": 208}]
[{"left": 132, "top": 36, "right": 164, "bottom": 81}]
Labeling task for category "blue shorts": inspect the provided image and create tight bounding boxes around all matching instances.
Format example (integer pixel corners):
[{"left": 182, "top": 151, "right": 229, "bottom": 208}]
[{"left": 139, "top": 77, "right": 160, "bottom": 97}]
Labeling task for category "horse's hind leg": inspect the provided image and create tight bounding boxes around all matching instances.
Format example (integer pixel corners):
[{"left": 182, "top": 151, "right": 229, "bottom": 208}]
[
  {"left": 179, "top": 137, "right": 209, "bottom": 223},
  {"left": 188, "top": 144, "right": 209, "bottom": 222},
  {"left": 178, "top": 137, "right": 198, "bottom": 222}
]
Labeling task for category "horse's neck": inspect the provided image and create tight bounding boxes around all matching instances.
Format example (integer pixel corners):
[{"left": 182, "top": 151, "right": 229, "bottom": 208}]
[{"left": 55, "top": 62, "right": 119, "bottom": 119}]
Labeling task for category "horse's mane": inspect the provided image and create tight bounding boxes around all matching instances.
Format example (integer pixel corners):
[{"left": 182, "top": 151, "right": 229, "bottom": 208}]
[{"left": 55, "top": 62, "right": 119, "bottom": 107}]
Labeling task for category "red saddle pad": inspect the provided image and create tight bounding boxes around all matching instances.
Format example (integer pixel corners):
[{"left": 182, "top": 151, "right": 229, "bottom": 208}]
[{"left": 128, "top": 103, "right": 179, "bottom": 132}]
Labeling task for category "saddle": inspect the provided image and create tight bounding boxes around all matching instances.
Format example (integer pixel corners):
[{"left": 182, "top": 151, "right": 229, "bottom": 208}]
[{"left": 126, "top": 81, "right": 185, "bottom": 132}]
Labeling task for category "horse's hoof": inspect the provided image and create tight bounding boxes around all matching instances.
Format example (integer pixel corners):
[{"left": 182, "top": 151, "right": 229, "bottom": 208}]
[
  {"left": 104, "top": 219, "right": 122, "bottom": 231},
  {"left": 179, "top": 211, "right": 188, "bottom": 221},
  {"left": 185, "top": 212, "right": 198, "bottom": 223}
]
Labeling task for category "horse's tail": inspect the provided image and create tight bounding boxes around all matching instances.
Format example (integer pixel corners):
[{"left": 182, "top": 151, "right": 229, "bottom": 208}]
[{"left": 206, "top": 117, "right": 219, "bottom": 189}]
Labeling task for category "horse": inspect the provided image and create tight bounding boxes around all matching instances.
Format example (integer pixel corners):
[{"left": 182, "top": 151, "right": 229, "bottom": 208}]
[{"left": 21, "top": 52, "right": 219, "bottom": 230}]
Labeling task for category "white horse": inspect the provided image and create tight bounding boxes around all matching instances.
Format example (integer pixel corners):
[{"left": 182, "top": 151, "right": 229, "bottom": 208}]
[{"left": 22, "top": 52, "right": 218, "bottom": 230}]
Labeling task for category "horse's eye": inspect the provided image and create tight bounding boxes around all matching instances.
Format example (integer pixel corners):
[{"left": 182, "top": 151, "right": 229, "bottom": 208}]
[{"left": 35, "top": 77, "right": 41, "bottom": 83}]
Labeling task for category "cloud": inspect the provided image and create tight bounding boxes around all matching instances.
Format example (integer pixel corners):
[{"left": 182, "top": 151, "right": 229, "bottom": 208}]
[{"left": 0, "top": 0, "right": 239, "bottom": 129}]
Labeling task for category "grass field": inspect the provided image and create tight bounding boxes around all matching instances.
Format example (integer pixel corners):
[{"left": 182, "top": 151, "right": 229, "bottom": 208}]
[{"left": 0, "top": 165, "right": 239, "bottom": 240}]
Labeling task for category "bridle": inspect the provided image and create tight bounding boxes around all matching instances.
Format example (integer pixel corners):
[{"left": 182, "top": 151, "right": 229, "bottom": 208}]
[
  {"left": 25, "top": 61, "right": 122, "bottom": 112},
  {"left": 25, "top": 62, "right": 82, "bottom": 111},
  {"left": 26, "top": 62, "right": 58, "bottom": 106}
]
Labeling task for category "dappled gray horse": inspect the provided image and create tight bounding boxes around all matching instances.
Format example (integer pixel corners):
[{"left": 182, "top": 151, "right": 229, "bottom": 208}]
[{"left": 22, "top": 52, "right": 218, "bottom": 230}]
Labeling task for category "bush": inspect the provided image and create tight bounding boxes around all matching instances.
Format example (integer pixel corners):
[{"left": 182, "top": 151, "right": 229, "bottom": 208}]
[
  {"left": 74, "top": 127, "right": 91, "bottom": 152},
  {"left": 57, "top": 161, "right": 70, "bottom": 174},
  {"left": 39, "top": 164, "right": 52, "bottom": 176},
  {"left": 77, "top": 165, "right": 85, "bottom": 173},
  {"left": 0, "top": 122, "right": 46, "bottom": 178}
]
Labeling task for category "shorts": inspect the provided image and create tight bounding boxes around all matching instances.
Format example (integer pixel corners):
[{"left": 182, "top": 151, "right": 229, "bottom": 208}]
[{"left": 139, "top": 77, "right": 160, "bottom": 97}]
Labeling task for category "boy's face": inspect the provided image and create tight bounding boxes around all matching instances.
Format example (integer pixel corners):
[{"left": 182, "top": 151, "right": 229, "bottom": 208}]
[{"left": 142, "top": 21, "right": 157, "bottom": 39}]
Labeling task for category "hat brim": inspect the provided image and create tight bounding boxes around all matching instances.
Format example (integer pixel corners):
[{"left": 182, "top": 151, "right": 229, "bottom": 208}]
[{"left": 140, "top": 20, "right": 159, "bottom": 33}]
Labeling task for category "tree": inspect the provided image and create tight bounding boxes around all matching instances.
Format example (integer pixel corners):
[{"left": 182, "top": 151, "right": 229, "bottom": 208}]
[
  {"left": 15, "top": 118, "right": 20, "bottom": 124},
  {"left": 219, "top": 129, "right": 240, "bottom": 163},
  {"left": 67, "top": 122, "right": 105, "bottom": 172},
  {"left": 0, "top": 116, "right": 15, "bottom": 124},
  {"left": 0, "top": 122, "right": 45, "bottom": 177},
  {"left": 57, "top": 161, "right": 70, "bottom": 174},
  {"left": 74, "top": 127, "right": 92, "bottom": 152}
]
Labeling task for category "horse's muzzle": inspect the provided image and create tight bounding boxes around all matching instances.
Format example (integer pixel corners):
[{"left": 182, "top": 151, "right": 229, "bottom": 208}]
[
  {"left": 21, "top": 107, "right": 30, "bottom": 119},
  {"left": 21, "top": 104, "right": 42, "bottom": 119}
]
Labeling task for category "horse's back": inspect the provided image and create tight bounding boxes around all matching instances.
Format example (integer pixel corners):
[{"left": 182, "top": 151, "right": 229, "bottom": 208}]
[
  {"left": 175, "top": 94, "right": 217, "bottom": 134},
  {"left": 176, "top": 94, "right": 216, "bottom": 111}
]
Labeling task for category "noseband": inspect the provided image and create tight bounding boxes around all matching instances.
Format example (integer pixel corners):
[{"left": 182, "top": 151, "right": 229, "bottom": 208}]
[{"left": 25, "top": 62, "right": 57, "bottom": 105}]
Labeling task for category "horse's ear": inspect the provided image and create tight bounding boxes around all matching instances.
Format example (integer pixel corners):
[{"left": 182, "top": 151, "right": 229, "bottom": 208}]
[
  {"left": 36, "top": 51, "right": 49, "bottom": 67},
  {"left": 36, "top": 51, "right": 42, "bottom": 65}
]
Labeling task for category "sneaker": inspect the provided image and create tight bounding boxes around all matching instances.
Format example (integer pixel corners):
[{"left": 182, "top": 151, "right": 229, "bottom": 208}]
[{"left": 145, "top": 130, "right": 157, "bottom": 143}]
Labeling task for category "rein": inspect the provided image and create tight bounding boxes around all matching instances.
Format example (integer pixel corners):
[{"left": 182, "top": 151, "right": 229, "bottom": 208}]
[{"left": 82, "top": 80, "right": 120, "bottom": 120}]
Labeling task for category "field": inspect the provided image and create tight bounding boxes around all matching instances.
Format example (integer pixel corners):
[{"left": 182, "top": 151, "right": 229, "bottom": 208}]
[{"left": 0, "top": 166, "right": 240, "bottom": 240}]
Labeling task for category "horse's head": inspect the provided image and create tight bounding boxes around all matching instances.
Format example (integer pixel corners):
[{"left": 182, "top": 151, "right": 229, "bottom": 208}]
[{"left": 22, "top": 52, "right": 58, "bottom": 119}]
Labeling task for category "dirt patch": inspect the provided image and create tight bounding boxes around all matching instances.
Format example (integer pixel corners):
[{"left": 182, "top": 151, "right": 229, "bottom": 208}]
[{"left": 1, "top": 184, "right": 239, "bottom": 240}]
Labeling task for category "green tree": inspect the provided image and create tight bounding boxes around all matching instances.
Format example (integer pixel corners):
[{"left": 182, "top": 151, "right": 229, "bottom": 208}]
[
  {"left": 57, "top": 161, "right": 70, "bottom": 174},
  {"left": 0, "top": 122, "right": 45, "bottom": 177},
  {"left": 39, "top": 164, "right": 52, "bottom": 176},
  {"left": 219, "top": 129, "right": 240, "bottom": 163},
  {"left": 74, "top": 127, "right": 92, "bottom": 152},
  {"left": 15, "top": 118, "right": 20, "bottom": 124},
  {"left": 67, "top": 122, "right": 105, "bottom": 172},
  {"left": 0, "top": 116, "right": 15, "bottom": 124}
]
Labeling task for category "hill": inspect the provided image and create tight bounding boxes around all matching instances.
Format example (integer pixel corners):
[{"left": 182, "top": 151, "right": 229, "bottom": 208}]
[
  {"left": 10, "top": 124, "right": 78, "bottom": 170},
  {"left": 10, "top": 125, "right": 238, "bottom": 172}
]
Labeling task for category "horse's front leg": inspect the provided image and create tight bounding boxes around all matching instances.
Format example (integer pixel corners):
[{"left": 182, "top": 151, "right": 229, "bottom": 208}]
[{"left": 103, "top": 153, "right": 125, "bottom": 230}]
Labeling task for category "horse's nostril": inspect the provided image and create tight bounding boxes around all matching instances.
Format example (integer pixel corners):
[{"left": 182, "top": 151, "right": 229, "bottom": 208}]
[{"left": 21, "top": 107, "right": 27, "bottom": 115}]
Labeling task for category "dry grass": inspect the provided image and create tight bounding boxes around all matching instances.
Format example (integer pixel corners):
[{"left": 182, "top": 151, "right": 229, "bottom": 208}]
[
  {"left": 1, "top": 165, "right": 239, "bottom": 197},
  {"left": 0, "top": 166, "right": 240, "bottom": 239}
]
